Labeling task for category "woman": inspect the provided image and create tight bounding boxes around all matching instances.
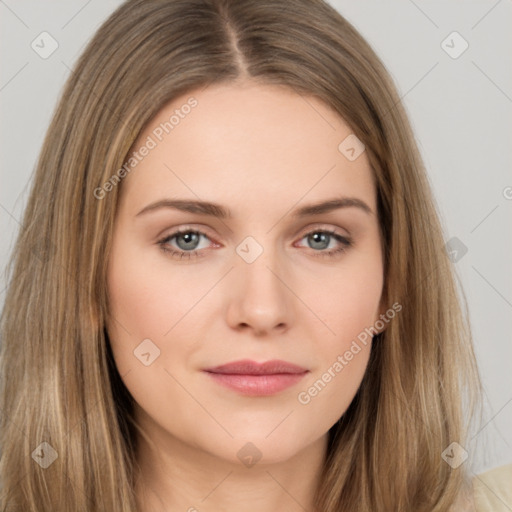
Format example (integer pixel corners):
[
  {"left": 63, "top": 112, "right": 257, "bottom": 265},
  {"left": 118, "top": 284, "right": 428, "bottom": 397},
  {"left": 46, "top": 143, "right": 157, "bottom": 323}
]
[{"left": 1, "top": 0, "right": 510, "bottom": 510}]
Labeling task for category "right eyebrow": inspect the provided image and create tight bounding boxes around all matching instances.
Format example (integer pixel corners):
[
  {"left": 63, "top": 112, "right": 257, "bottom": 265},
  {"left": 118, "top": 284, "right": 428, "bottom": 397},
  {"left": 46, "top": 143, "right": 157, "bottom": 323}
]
[{"left": 136, "top": 199, "right": 231, "bottom": 218}]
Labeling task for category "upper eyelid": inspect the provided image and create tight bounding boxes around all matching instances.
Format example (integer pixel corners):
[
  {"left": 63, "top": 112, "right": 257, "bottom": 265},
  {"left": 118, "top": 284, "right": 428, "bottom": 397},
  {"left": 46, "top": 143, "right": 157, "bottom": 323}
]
[
  {"left": 162, "top": 222, "right": 349, "bottom": 234},
  {"left": 159, "top": 223, "right": 351, "bottom": 244}
]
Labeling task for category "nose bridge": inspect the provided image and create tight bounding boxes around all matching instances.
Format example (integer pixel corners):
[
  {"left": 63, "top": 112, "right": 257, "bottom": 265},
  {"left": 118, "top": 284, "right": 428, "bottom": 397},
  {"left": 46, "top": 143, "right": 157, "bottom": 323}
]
[
  {"left": 237, "top": 233, "right": 287, "bottom": 298},
  {"left": 227, "top": 233, "right": 292, "bottom": 333}
]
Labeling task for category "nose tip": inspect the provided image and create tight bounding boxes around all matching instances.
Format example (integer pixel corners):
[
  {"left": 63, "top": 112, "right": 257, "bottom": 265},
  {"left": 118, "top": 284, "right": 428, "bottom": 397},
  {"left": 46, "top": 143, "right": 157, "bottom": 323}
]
[{"left": 227, "top": 265, "right": 292, "bottom": 336}]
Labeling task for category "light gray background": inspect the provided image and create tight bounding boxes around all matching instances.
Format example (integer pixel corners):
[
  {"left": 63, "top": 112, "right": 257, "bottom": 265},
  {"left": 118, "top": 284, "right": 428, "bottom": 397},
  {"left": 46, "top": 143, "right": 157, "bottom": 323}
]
[{"left": 0, "top": 0, "right": 511, "bottom": 474}]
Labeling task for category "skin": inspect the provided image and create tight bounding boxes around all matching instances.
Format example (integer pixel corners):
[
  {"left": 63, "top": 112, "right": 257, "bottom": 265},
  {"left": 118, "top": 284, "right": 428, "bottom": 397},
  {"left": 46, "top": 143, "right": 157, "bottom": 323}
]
[{"left": 106, "top": 80, "right": 386, "bottom": 512}]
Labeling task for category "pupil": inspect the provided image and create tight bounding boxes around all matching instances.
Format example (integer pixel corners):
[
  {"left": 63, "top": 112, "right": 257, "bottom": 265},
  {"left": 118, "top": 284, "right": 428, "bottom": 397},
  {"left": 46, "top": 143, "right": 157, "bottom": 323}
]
[
  {"left": 179, "top": 232, "right": 198, "bottom": 249},
  {"left": 310, "top": 232, "right": 328, "bottom": 250}
]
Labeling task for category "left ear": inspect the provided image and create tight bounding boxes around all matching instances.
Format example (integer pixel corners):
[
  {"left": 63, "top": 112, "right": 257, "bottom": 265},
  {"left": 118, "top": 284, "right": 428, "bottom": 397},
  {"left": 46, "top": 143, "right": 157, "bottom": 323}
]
[
  {"left": 374, "top": 296, "right": 403, "bottom": 336},
  {"left": 374, "top": 300, "right": 389, "bottom": 335}
]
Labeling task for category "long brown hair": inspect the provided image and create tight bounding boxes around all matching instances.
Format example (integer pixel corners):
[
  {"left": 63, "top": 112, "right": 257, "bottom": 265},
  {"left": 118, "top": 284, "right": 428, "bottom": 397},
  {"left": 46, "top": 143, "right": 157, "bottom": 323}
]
[{"left": 0, "top": 0, "right": 483, "bottom": 510}]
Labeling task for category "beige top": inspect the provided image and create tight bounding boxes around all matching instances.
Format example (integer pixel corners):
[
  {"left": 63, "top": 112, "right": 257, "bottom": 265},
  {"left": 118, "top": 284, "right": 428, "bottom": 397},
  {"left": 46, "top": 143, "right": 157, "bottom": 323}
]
[{"left": 472, "top": 464, "right": 512, "bottom": 512}]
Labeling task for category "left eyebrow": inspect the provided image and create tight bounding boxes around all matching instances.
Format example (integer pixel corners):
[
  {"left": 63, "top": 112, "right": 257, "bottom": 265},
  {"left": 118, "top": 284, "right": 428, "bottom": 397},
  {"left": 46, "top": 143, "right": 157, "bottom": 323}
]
[
  {"left": 292, "top": 197, "right": 373, "bottom": 217},
  {"left": 135, "top": 196, "right": 374, "bottom": 218}
]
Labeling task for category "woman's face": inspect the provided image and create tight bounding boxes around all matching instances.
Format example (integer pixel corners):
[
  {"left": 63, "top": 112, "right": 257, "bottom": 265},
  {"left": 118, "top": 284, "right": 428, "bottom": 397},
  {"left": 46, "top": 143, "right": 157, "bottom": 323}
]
[{"left": 106, "top": 81, "right": 385, "bottom": 466}]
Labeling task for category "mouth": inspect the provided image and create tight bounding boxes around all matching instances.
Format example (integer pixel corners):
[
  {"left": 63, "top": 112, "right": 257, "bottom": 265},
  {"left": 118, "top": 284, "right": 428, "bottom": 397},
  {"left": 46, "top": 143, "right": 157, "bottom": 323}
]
[{"left": 202, "top": 359, "right": 309, "bottom": 396}]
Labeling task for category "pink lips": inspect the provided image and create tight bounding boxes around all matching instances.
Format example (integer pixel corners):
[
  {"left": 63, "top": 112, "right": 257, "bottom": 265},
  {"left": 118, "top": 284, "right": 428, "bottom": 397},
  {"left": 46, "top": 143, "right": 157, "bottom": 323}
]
[{"left": 203, "top": 359, "right": 309, "bottom": 396}]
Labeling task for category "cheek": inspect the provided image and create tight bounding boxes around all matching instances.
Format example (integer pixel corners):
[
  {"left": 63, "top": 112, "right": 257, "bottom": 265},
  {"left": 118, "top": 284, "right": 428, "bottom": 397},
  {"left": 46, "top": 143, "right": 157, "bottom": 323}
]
[
  {"left": 105, "top": 242, "right": 199, "bottom": 421},
  {"left": 106, "top": 239, "right": 171, "bottom": 374},
  {"left": 106, "top": 241, "right": 204, "bottom": 358},
  {"left": 105, "top": 236, "right": 224, "bottom": 419},
  {"left": 294, "top": 253, "right": 382, "bottom": 419},
  {"left": 311, "top": 254, "right": 383, "bottom": 344},
  {"left": 295, "top": 265, "right": 380, "bottom": 418}
]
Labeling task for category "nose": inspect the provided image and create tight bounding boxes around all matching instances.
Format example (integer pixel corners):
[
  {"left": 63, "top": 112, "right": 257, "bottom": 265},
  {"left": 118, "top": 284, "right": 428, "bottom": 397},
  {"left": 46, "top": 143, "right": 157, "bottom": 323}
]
[{"left": 225, "top": 251, "right": 294, "bottom": 337}]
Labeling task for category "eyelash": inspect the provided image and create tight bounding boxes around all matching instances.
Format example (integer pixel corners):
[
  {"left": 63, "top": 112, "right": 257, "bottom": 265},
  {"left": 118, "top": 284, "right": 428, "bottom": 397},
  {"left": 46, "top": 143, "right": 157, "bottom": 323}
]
[{"left": 157, "top": 226, "right": 353, "bottom": 261}]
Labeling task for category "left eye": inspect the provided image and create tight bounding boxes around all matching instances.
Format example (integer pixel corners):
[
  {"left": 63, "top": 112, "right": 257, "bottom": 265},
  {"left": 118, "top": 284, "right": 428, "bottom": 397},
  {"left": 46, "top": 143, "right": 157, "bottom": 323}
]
[
  {"left": 157, "top": 228, "right": 352, "bottom": 260},
  {"left": 296, "top": 230, "right": 352, "bottom": 255}
]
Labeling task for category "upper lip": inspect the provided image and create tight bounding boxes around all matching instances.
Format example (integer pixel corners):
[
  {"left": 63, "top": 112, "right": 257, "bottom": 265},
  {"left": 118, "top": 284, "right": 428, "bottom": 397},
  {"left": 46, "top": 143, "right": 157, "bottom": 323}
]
[{"left": 204, "top": 359, "right": 308, "bottom": 375}]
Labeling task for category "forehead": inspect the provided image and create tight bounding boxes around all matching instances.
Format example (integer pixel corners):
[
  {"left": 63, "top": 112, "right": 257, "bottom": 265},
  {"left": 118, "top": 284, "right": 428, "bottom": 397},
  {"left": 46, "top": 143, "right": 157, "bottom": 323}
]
[{"left": 119, "top": 82, "right": 376, "bottom": 216}]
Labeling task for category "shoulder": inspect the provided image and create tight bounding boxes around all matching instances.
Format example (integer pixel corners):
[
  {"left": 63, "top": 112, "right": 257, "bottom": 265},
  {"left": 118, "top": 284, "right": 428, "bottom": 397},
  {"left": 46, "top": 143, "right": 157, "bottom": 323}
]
[{"left": 471, "top": 463, "right": 512, "bottom": 512}]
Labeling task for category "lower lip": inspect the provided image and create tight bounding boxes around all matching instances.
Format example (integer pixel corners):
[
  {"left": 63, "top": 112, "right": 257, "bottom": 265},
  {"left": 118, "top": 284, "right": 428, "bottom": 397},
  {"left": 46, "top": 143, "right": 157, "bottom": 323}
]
[{"left": 204, "top": 371, "right": 308, "bottom": 396}]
